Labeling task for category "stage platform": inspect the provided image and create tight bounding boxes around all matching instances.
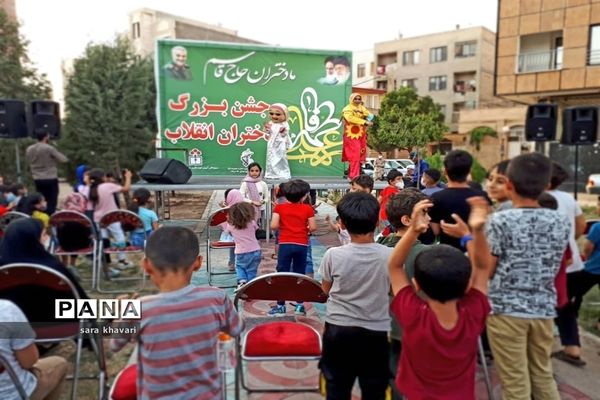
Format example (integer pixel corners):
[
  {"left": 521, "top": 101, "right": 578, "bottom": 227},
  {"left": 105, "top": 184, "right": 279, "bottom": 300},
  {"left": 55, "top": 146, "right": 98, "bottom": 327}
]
[{"left": 132, "top": 175, "right": 389, "bottom": 191}]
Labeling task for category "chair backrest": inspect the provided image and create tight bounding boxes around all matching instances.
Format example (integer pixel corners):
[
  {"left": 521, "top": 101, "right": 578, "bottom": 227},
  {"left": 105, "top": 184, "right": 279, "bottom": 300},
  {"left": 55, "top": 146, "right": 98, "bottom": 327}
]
[
  {"left": 61, "top": 192, "right": 88, "bottom": 213},
  {"left": 585, "top": 219, "right": 599, "bottom": 235},
  {"left": 234, "top": 273, "right": 328, "bottom": 306},
  {"left": 50, "top": 210, "right": 94, "bottom": 230},
  {"left": 99, "top": 210, "right": 143, "bottom": 231},
  {"left": 0, "top": 263, "right": 81, "bottom": 298},
  {"left": 208, "top": 208, "right": 229, "bottom": 227},
  {"left": 0, "top": 211, "right": 30, "bottom": 236},
  {"left": 0, "top": 264, "right": 83, "bottom": 341},
  {"left": 0, "top": 353, "right": 29, "bottom": 400}
]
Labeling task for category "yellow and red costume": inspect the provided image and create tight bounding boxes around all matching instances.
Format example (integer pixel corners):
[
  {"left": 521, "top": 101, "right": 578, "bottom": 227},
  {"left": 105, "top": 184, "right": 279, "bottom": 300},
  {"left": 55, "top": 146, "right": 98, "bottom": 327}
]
[{"left": 341, "top": 93, "right": 370, "bottom": 179}]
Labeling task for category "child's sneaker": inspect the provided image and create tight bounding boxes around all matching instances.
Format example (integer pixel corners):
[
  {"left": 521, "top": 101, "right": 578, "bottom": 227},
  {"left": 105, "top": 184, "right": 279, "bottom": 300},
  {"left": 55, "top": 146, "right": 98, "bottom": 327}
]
[
  {"left": 294, "top": 304, "right": 306, "bottom": 316},
  {"left": 116, "top": 259, "right": 131, "bottom": 269},
  {"left": 267, "top": 305, "right": 286, "bottom": 316}
]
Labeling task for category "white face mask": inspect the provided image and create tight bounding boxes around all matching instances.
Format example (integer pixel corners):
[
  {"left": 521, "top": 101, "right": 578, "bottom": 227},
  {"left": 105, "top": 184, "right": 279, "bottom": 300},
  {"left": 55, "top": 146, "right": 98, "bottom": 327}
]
[{"left": 395, "top": 181, "right": 404, "bottom": 190}]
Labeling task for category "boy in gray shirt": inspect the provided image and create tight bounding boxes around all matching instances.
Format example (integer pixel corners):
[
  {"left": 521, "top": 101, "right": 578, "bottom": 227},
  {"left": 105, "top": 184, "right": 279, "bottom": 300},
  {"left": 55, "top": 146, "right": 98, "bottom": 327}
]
[{"left": 318, "top": 192, "right": 392, "bottom": 399}]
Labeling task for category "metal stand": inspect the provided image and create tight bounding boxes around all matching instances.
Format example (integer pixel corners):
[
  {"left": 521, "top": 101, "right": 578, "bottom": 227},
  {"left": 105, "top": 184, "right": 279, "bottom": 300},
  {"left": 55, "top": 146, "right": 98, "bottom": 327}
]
[
  {"left": 574, "top": 144, "right": 579, "bottom": 200},
  {"left": 14, "top": 140, "right": 22, "bottom": 183}
]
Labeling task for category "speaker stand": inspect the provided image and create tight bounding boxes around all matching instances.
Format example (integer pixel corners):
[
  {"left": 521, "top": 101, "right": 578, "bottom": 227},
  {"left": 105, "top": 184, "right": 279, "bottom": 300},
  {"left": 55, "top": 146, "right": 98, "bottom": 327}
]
[
  {"left": 14, "top": 139, "right": 22, "bottom": 183},
  {"left": 573, "top": 144, "right": 579, "bottom": 200}
]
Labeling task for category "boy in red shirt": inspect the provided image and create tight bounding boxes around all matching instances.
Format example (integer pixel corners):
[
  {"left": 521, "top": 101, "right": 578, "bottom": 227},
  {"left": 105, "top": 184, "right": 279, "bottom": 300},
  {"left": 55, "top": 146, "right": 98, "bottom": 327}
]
[
  {"left": 388, "top": 197, "right": 492, "bottom": 400},
  {"left": 378, "top": 169, "right": 403, "bottom": 236},
  {"left": 269, "top": 179, "right": 317, "bottom": 315}
]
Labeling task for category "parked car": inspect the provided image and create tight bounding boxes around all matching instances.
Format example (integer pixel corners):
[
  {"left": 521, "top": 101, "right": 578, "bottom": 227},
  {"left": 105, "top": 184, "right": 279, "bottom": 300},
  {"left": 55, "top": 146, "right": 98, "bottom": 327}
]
[
  {"left": 362, "top": 160, "right": 375, "bottom": 177},
  {"left": 586, "top": 173, "right": 600, "bottom": 194}
]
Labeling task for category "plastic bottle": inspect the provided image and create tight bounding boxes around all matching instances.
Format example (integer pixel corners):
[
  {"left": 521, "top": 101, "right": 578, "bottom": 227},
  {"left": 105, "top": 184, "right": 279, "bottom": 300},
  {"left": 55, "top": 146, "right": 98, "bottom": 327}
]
[{"left": 217, "top": 332, "right": 236, "bottom": 372}]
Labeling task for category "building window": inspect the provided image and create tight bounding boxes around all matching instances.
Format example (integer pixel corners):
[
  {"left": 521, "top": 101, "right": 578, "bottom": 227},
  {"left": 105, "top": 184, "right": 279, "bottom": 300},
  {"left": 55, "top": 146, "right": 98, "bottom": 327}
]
[
  {"left": 370, "top": 62, "right": 375, "bottom": 75},
  {"left": 455, "top": 41, "right": 477, "bottom": 57},
  {"left": 590, "top": 25, "right": 600, "bottom": 65},
  {"left": 401, "top": 79, "right": 417, "bottom": 91},
  {"left": 357, "top": 63, "right": 366, "bottom": 78},
  {"left": 430, "top": 46, "right": 447, "bottom": 63},
  {"left": 428, "top": 76, "right": 447, "bottom": 91},
  {"left": 402, "top": 50, "right": 420, "bottom": 66},
  {"left": 132, "top": 22, "right": 141, "bottom": 39},
  {"left": 439, "top": 105, "right": 446, "bottom": 117},
  {"left": 376, "top": 80, "right": 388, "bottom": 91}
]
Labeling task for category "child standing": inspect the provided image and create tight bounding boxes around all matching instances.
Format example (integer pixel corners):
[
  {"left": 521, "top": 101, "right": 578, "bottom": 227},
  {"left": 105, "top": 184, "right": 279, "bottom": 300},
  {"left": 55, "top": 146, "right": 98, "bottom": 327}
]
[
  {"left": 325, "top": 215, "right": 351, "bottom": 246},
  {"left": 318, "top": 192, "right": 393, "bottom": 399},
  {"left": 378, "top": 169, "right": 403, "bottom": 235},
  {"left": 388, "top": 197, "right": 491, "bottom": 399},
  {"left": 240, "top": 162, "right": 269, "bottom": 224},
  {"left": 420, "top": 169, "right": 443, "bottom": 196},
  {"left": 129, "top": 188, "right": 159, "bottom": 248},
  {"left": 484, "top": 153, "right": 570, "bottom": 400},
  {"left": 264, "top": 103, "right": 292, "bottom": 180},
  {"left": 111, "top": 226, "right": 242, "bottom": 399},
  {"left": 349, "top": 174, "right": 374, "bottom": 193},
  {"left": 224, "top": 202, "right": 261, "bottom": 288},
  {"left": 89, "top": 168, "right": 132, "bottom": 268},
  {"left": 269, "top": 179, "right": 316, "bottom": 315}
]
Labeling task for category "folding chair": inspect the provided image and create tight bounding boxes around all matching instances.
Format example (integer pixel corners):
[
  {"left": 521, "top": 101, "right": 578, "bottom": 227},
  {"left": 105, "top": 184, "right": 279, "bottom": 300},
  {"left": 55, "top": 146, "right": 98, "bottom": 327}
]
[
  {"left": 97, "top": 210, "right": 147, "bottom": 293},
  {"left": 206, "top": 207, "right": 236, "bottom": 288},
  {"left": 0, "top": 211, "right": 30, "bottom": 238},
  {"left": 0, "top": 352, "right": 29, "bottom": 400},
  {"left": 0, "top": 263, "right": 107, "bottom": 400},
  {"left": 233, "top": 272, "right": 328, "bottom": 399},
  {"left": 49, "top": 210, "right": 99, "bottom": 289},
  {"left": 108, "top": 363, "right": 137, "bottom": 400}
]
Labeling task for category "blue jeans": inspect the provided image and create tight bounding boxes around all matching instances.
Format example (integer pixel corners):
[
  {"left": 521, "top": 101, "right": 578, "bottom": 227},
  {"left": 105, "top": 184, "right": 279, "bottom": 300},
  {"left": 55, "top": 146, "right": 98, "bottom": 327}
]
[
  {"left": 306, "top": 240, "right": 314, "bottom": 275},
  {"left": 277, "top": 244, "right": 307, "bottom": 306},
  {"left": 130, "top": 230, "right": 151, "bottom": 248},
  {"left": 235, "top": 250, "right": 261, "bottom": 283}
]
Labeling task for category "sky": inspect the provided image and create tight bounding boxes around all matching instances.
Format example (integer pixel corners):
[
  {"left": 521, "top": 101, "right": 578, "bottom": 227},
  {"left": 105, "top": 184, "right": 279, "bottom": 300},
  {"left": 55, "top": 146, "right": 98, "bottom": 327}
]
[{"left": 15, "top": 0, "right": 498, "bottom": 101}]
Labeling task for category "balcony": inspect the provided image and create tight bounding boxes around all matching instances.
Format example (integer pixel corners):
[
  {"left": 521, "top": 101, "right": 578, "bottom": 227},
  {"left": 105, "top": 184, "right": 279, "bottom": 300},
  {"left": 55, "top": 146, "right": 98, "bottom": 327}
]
[{"left": 517, "top": 49, "right": 562, "bottom": 73}]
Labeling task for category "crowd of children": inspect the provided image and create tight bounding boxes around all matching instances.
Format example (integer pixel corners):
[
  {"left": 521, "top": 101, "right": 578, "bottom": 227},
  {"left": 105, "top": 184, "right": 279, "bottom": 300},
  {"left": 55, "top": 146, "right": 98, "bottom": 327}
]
[{"left": 2, "top": 149, "right": 599, "bottom": 400}]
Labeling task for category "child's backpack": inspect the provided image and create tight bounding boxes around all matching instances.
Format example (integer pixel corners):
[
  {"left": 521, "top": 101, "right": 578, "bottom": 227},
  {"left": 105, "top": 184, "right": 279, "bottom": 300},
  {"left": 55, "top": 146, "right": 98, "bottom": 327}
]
[{"left": 62, "top": 192, "right": 88, "bottom": 213}]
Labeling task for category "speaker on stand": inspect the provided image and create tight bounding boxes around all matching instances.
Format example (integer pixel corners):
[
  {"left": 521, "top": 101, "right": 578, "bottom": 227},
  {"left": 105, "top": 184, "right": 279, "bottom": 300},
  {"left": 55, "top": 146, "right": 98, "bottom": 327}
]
[
  {"left": 29, "top": 100, "right": 60, "bottom": 139},
  {"left": 139, "top": 158, "right": 192, "bottom": 184},
  {"left": 0, "top": 99, "right": 29, "bottom": 183},
  {"left": 561, "top": 106, "right": 599, "bottom": 200}
]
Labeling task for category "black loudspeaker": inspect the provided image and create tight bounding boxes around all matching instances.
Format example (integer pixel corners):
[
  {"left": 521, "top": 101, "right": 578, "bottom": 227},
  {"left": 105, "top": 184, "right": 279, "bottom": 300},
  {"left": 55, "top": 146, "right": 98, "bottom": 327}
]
[
  {"left": 561, "top": 106, "right": 598, "bottom": 145},
  {"left": 525, "top": 103, "right": 557, "bottom": 141},
  {"left": 0, "top": 99, "right": 28, "bottom": 138},
  {"left": 29, "top": 100, "right": 60, "bottom": 139},
  {"left": 139, "top": 158, "right": 192, "bottom": 184}
]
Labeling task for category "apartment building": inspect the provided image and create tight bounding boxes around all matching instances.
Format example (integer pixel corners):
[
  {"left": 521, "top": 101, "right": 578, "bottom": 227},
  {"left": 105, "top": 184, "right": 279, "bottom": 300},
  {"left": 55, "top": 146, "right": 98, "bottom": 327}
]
[
  {"left": 352, "top": 49, "right": 377, "bottom": 89},
  {"left": 495, "top": 0, "right": 600, "bottom": 105},
  {"left": 128, "top": 8, "right": 261, "bottom": 58},
  {"left": 374, "top": 26, "right": 497, "bottom": 132},
  {"left": 0, "top": 0, "right": 16, "bottom": 23}
]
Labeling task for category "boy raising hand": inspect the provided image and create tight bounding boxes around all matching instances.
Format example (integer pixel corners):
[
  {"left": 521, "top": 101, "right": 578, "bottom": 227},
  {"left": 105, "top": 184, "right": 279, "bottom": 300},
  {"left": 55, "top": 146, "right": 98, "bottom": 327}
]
[{"left": 389, "top": 197, "right": 492, "bottom": 400}]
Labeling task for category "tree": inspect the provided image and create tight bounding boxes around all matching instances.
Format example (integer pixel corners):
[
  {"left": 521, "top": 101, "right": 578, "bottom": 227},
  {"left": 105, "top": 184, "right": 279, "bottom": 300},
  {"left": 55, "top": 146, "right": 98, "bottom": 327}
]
[
  {"left": 61, "top": 37, "right": 156, "bottom": 181},
  {"left": 469, "top": 126, "right": 497, "bottom": 151},
  {"left": 0, "top": 9, "right": 52, "bottom": 183},
  {"left": 367, "top": 87, "right": 446, "bottom": 152}
]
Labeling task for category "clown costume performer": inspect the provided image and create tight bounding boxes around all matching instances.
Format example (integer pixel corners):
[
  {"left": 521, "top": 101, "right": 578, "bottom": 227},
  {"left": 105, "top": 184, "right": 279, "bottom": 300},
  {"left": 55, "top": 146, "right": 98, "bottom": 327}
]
[
  {"left": 341, "top": 93, "right": 371, "bottom": 180},
  {"left": 264, "top": 103, "right": 292, "bottom": 180}
]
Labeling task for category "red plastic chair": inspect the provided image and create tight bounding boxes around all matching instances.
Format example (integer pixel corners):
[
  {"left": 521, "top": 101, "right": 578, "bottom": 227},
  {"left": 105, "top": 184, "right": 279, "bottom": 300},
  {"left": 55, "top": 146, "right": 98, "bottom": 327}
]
[
  {"left": 98, "top": 210, "right": 147, "bottom": 293},
  {"left": 0, "top": 263, "right": 107, "bottom": 400},
  {"left": 233, "top": 272, "right": 328, "bottom": 398},
  {"left": 109, "top": 363, "right": 137, "bottom": 400},
  {"left": 206, "top": 207, "right": 236, "bottom": 288},
  {"left": 49, "top": 210, "right": 99, "bottom": 289}
]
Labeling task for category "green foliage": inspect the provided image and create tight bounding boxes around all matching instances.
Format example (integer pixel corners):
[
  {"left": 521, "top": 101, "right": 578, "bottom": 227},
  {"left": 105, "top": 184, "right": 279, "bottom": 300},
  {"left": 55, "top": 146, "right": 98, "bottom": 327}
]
[
  {"left": 471, "top": 157, "right": 487, "bottom": 183},
  {"left": 469, "top": 126, "right": 497, "bottom": 151},
  {"left": 368, "top": 87, "right": 447, "bottom": 152},
  {"left": 424, "top": 152, "right": 446, "bottom": 183},
  {"left": 61, "top": 37, "right": 156, "bottom": 182},
  {"left": 0, "top": 10, "right": 51, "bottom": 184}
]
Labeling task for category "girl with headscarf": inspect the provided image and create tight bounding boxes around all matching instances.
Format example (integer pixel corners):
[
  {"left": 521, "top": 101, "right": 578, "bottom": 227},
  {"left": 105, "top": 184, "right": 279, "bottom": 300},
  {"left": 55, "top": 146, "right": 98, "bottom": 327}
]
[
  {"left": 0, "top": 218, "right": 89, "bottom": 323},
  {"left": 264, "top": 103, "right": 292, "bottom": 180},
  {"left": 342, "top": 93, "right": 372, "bottom": 180},
  {"left": 240, "top": 162, "right": 269, "bottom": 224}
]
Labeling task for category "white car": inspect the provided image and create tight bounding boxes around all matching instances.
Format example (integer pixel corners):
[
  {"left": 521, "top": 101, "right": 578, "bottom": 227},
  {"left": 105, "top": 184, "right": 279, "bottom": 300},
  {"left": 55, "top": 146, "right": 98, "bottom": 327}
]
[{"left": 586, "top": 174, "right": 600, "bottom": 194}]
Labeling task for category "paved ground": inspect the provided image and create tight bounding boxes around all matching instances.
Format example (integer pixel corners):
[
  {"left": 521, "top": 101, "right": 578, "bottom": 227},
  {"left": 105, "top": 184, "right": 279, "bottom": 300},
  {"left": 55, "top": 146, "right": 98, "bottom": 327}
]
[{"left": 192, "top": 191, "right": 600, "bottom": 400}]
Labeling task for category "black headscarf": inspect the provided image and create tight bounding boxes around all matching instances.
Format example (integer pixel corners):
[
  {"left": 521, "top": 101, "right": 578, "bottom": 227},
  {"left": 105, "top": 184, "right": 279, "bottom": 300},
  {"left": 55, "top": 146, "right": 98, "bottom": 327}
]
[{"left": 0, "top": 218, "right": 89, "bottom": 323}]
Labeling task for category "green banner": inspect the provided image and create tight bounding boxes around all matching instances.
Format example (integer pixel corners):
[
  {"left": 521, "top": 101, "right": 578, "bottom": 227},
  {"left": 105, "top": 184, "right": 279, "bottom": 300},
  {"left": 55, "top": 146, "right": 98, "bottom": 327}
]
[{"left": 156, "top": 40, "right": 352, "bottom": 176}]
